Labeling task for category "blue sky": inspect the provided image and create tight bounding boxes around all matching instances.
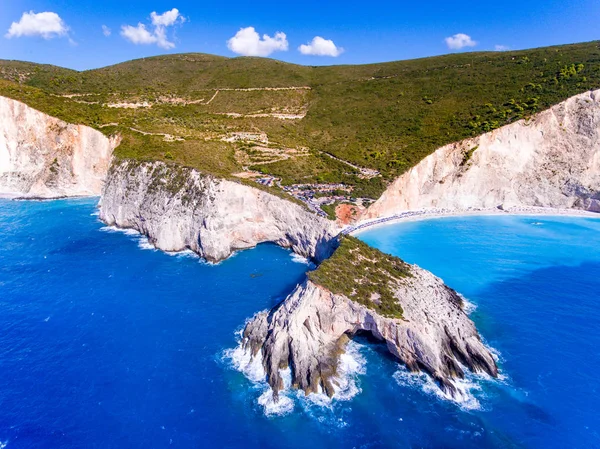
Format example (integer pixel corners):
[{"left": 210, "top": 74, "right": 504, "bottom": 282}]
[{"left": 1, "top": 0, "right": 599, "bottom": 70}]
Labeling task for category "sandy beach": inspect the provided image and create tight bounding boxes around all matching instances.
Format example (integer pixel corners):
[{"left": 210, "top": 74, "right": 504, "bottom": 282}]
[{"left": 349, "top": 206, "right": 600, "bottom": 234}]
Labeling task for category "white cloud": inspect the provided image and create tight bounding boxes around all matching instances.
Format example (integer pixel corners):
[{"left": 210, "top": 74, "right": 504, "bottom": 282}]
[
  {"left": 299, "top": 36, "right": 343, "bottom": 57},
  {"left": 153, "top": 26, "right": 175, "bottom": 49},
  {"left": 227, "top": 27, "right": 288, "bottom": 57},
  {"left": 121, "top": 23, "right": 157, "bottom": 45},
  {"left": 5, "top": 11, "right": 69, "bottom": 39},
  {"left": 121, "top": 8, "right": 184, "bottom": 49},
  {"left": 445, "top": 33, "right": 477, "bottom": 50},
  {"left": 495, "top": 45, "right": 509, "bottom": 51},
  {"left": 151, "top": 8, "right": 185, "bottom": 27},
  {"left": 102, "top": 25, "right": 111, "bottom": 37}
]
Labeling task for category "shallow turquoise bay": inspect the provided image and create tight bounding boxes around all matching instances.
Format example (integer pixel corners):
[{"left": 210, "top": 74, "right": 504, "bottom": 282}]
[{"left": 0, "top": 199, "right": 599, "bottom": 448}]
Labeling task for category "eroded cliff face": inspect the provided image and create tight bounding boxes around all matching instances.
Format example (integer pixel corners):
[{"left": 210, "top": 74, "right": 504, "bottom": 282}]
[
  {"left": 0, "top": 96, "right": 119, "bottom": 198},
  {"left": 366, "top": 89, "right": 600, "bottom": 218},
  {"left": 243, "top": 269, "right": 497, "bottom": 401},
  {"left": 99, "top": 159, "right": 339, "bottom": 262}
]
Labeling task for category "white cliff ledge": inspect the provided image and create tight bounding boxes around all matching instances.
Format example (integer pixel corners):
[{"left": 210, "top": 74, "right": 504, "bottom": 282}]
[
  {"left": 242, "top": 237, "right": 497, "bottom": 401},
  {"left": 0, "top": 96, "right": 119, "bottom": 198},
  {"left": 99, "top": 159, "right": 340, "bottom": 262},
  {"left": 366, "top": 89, "right": 600, "bottom": 219}
]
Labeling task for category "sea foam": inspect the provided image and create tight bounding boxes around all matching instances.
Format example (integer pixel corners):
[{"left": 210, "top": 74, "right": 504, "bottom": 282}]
[
  {"left": 224, "top": 332, "right": 367, "bottom": 417},
  {"left": 459, "top": 294, "right": 478, "bottom": 315},
  {"left": 99, "top": 225, "right": 139, "bottom": 236},
  {"left": 393, "top": 366, "right": 484, "bottom": 411},
  {"left": 289, "top": 253, "right": 316, "bottom": 269},
  {"left": 99, "top": 226, "right": 158, "bottom": 251},
  {"left": 137, "top": 237, "right": 157, "bottom": 251},
  {"left": 302, "top": 340, "right": 366, "bottom": 407},
  {"left": 224, "top": 333, "right": 266, "bottom": 384},
  {"left": 223, "top": 339, "right": 295, "bottom": 416},
  {"left": 101, "top": 224, "right": 226, "bottom": 264}
]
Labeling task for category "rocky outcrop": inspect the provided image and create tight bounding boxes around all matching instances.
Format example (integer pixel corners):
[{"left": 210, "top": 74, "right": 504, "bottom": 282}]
[
  {"left": 366, "top": 89, "right": 600, "bottom": 218},
  {"left": 99, "top": 159, "right": 339, "bottom": 262},
  {"left": 242, "top": 268, "right": 497, "bottom": 401},
  {"left": 0, "top": 96, "right": 119, "bottom": 198}
]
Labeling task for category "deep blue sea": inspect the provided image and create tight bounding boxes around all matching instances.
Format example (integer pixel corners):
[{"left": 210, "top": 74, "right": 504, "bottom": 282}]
[{"left": 1, "top": 199, "right": 599, "bottom": 449}]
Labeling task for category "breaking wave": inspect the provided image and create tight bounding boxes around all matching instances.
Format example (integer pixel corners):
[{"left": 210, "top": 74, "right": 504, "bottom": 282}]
[
  {"left": 222, "top": 331, "right": 295, "bottom": 417},
  {"left": 100, "top": 226, "right": 158, "bottom": 251},
  {"left": 289, "top": 252, "right": 316, "bottom": 269},
  {"left": 135, "top": 237, "right": 156, "bottom": 251},
  {"left": 459, "top": 294, "right": 478, "bottom": 314},
  {"left": 222, "top": 332, "right": 366, "bottom": 417},
  {"left": 393, "top": 366, "right": 484, "bottom": 411},
  {"left": 300, "top": 340, "right": 366, "bottom": 407},
  {"left": 99, "top": 225, "right": 223, "bottom": 264},
  {"left": 393, "top": 353, "right": 509, "bottom": 412},
  {"left": 289, "top": 253, "right": 310, "bottom": 264},
  {"left": 99, "top": 225, "right": 140, "bottom": 236}
]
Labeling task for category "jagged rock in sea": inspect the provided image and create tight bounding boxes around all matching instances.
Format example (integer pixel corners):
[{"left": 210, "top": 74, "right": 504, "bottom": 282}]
[
  {"left": 99, "top": 159, "right": 340, "bottom": 263},
  {"left": 366, "top": 89, "right": 600, "bottom": 218},
  {"left": 0, "top": 96, "right": 119, "bottom": 198},
  {"left": 242, "top": 237, "right": 498, "bottom": 400}
]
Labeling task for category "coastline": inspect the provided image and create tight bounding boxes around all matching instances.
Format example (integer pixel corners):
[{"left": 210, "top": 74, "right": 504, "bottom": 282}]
[
  {"left": 0, "top": 193, "right": 99, "bottom": 201},
  {"left": 349, "top": 207, "right": 600, "bottom": 235}
]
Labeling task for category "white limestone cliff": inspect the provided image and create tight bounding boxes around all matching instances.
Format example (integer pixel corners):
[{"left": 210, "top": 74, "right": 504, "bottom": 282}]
[
  {"left": 242, "top": 267, "right": 497, "bottom": 401},
  {"left": 0, "top": 96, "right": 119, "bottom": 198},
  {"left": 366, "top": 89, "right": 600, "bottom": 219},
  {"left": 99, "top": 159, "right": 340, "bottom": 262}
]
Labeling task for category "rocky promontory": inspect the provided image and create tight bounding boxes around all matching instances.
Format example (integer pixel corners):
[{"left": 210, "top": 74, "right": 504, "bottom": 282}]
[
  {"left": 100, "top": 159, "right": 339, "bottom": 263},
  {"left": 242, "top": 236, "right": 498, "bottom": 400}
]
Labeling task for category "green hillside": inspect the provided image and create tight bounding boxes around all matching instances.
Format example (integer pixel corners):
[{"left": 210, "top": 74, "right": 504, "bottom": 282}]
[{"left": 1, "top": 41, "right": 599, "bottom": 201}]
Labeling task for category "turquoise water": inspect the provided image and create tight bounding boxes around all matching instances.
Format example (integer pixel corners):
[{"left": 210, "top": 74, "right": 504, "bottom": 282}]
[
  {"left": 1, "top": 199, "right": 599, "bottom": 448},
  {"left": 358, "top": 215, "right": 600, "bottom": 449}
]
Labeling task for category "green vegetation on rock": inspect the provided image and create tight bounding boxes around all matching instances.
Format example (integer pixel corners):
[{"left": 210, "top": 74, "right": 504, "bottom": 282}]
[
  {"left": 1, "top": 41, "right": 599, "bottom": 199},
  {"left": 308, "top": 236, "right": 412, "bottom": 318},
  {"left": 320, "top": 202, "right": 338, "bottom": 221}
]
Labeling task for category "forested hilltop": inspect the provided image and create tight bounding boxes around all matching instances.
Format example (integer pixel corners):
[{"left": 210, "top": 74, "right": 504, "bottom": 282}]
[{"left": 1, "top": 41, "right": 599, "bottom": 208}]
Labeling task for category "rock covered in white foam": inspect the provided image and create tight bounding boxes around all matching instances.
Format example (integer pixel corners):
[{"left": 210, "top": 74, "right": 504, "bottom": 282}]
[{"left": 0, "top": 96, "right": 119, "bottom": 198}]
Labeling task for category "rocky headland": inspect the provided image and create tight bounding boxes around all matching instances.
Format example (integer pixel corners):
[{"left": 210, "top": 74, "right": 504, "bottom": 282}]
[
  {"left": 99, "top": 159, "right": 339, "bottom": 263},
  {"left": 242, "top": 237, "right": 498, "bottom": 401}
]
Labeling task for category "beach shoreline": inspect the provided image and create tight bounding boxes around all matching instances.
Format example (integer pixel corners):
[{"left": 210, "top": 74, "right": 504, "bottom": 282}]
[{"left": 349, "top": 207, "right": 600, "bottom": 235}]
